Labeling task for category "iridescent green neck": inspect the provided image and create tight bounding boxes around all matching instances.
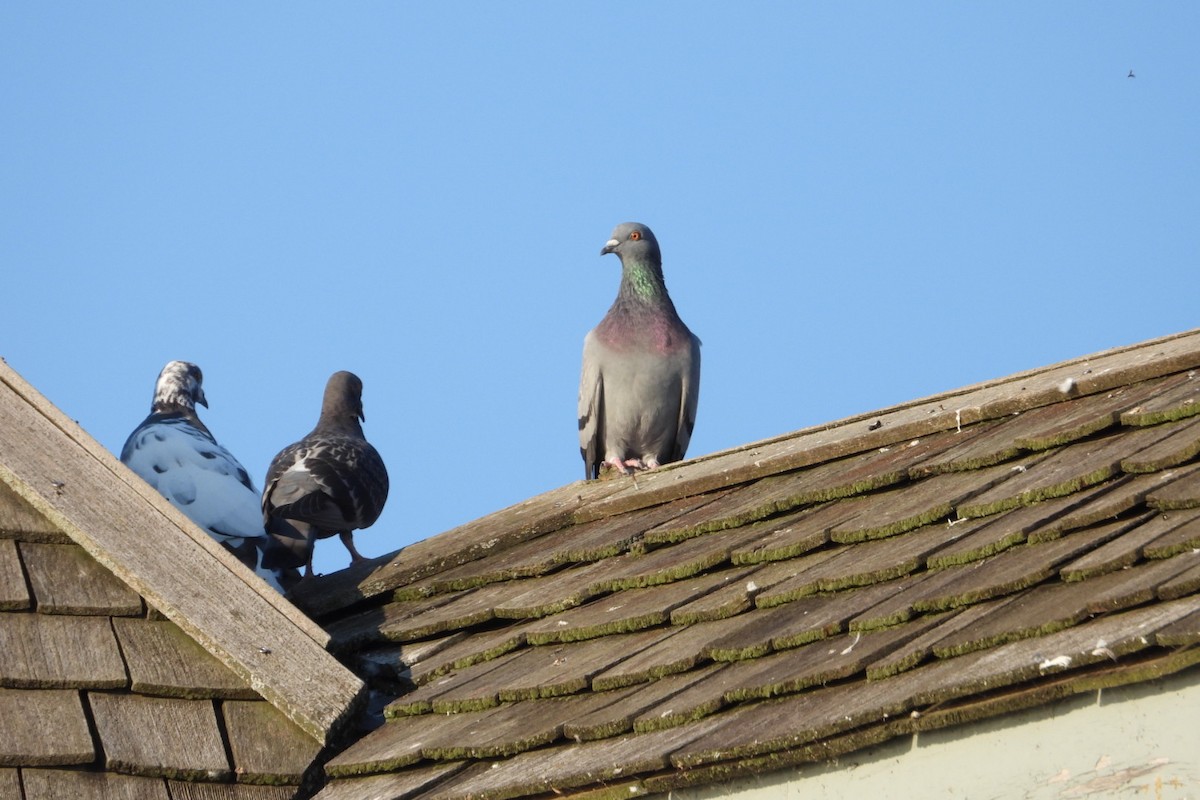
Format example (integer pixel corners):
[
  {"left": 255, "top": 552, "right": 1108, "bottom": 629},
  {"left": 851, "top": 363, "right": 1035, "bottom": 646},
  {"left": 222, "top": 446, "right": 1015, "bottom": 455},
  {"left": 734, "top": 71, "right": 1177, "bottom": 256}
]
[{"left": 620, "top": 259, "right": 667, "bottom": 303}]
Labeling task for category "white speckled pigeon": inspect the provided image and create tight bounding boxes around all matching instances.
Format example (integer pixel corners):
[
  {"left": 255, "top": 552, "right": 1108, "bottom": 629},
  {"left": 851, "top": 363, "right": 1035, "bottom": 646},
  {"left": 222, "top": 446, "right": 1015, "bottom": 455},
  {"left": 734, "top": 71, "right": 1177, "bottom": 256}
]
[
  {"left": 578, "top": 222, "right": 701, "bottom": 480},
  {"left": 121, "top": 361, "right": 294, "bottom": 592},
  {"left": 262, "top": 371, "right": 389, "bottom": 577}
]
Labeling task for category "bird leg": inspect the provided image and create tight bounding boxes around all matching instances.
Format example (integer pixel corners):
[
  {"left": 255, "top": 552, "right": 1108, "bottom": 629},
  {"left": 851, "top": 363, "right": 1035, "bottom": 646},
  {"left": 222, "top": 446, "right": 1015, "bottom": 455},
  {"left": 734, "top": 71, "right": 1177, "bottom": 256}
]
[{"left": 340, "top": 530, "right": 368, "bottom": 564}]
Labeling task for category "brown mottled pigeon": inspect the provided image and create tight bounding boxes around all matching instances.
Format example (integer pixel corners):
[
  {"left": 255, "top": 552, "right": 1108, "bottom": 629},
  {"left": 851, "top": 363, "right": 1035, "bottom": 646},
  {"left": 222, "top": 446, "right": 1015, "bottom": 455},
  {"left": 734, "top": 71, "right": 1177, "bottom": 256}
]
[
  {"left": 578, "top": 222, "right": 701, "bottom": 480},
  {"left": 262, "top": 371, "right": 389, "bottom": 577}
]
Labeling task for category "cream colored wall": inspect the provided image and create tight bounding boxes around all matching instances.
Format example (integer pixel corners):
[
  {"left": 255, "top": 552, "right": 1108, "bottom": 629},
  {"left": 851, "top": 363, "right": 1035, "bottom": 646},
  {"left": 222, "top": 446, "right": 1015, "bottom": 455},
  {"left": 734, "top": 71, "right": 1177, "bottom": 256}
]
[{"left": 669, "top": 669, "right": 1200, "bottom": 799}]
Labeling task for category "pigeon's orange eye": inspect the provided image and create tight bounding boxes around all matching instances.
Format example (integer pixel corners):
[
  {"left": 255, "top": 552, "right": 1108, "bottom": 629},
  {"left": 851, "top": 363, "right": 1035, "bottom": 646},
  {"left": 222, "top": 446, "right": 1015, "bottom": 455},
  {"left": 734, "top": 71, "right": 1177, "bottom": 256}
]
[{"left": 630, "top": 231, "right": 641, "bottom": 241}]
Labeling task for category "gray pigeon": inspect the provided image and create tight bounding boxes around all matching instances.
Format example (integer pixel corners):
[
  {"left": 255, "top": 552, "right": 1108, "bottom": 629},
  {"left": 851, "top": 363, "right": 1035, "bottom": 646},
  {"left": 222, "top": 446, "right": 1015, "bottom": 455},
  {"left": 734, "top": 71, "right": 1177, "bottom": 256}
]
[
  {"left": 121, "top": 361, "right": 295, "bottom": 591},
  {"left": 578, "top": 222, "right": 701, "bottom": 479},
  {"left": 262, "top": 371, "right": 389, "bottom": 577}
]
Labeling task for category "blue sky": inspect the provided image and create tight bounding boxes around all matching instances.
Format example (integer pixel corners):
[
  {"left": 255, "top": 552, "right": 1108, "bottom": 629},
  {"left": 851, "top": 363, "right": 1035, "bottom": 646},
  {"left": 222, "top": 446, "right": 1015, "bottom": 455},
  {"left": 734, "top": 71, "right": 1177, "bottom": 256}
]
[{"left": 3, "top": 4, "right": 1197, "bottom": 577}]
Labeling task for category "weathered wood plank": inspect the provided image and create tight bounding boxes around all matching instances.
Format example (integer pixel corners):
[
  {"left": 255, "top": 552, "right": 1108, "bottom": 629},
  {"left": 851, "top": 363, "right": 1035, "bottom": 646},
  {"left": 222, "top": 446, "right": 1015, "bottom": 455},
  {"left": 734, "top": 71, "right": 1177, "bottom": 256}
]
[
  {"left": 222, "top": 700, "right": 320, "bottom": 784},
  {"left": 167, "top": 781, "right": 297, "bottom": 800},
  {"left": 928, "top": 493, "right": 1112, "bottom": 569},
  {"left": 1060, "top": 511, "right": 1185, "bottom": 580},
  {"left": 671, "top": 677, "right": 913, "bottom": 769},
  {"left": 865, "top": 606, "right": 981, "bottom": 679},
  {"left": 1120, "top": 372, "right": 1200, "bottom": 425},
  {"left": 1049, "top": 473, "right": 1177, "bottom": 533},
  {"left": 726, "top": 507, "right": 833, "bottom": 565},
  {"left": 113, "top": 618, "right": 257, "bottom": 700},
  {"left": 956, "top": 431, "right": 1170, "bottom": 518},
  {"left": 20, "top": 769, "right": 169, "bottom": 799},
  {"left": 389, "top": 493, "right": 731, "bottom": 603},
  {"left": 1121, "top": 416, "right": 1200, "bottom": 472},
  {"left": 1155, "top": 608, "right": 1200, "bottom": 646},
  {"left": 425, "top": 721, "right": 722, "bottom": 800},
  {"left": 603, "top": 666, "right": 726, "bottom": 735},
  {"left": 495, "top": 629, "right": 675, "bottom": 703},
  {"left": 1142, "top": 509, "right": 1200, "bottom": 559},
  {"left": 355, "top": 632, "right": 470, "bottom": 685},
  {"left": 727, "top": 582, "right": 905, "bottom": 656},
  {"left": 565, "top": 678, "right": 693, "bottom": 741},
  {"left": 721, "top": 618, "right": 945, "bottom": 704},
  {"left": 1157, "top": 558, "right": 1200, "bottom": 600},
  {"left": 0, "top": 769, "right": 16, "bottom": 800},
  {"left": 912, "top": 522, "right": 1134, "bottom": 613},
  {"left": 406, "top": 624, "right": 532, "bottom": 686},
  {"left": 0, "top": 365, "right": 363, "bottom": 743},
  {"left": 386, "top": 650, "right": 524, "bottom": 717},
  {"left": 0, "top": 688, "right": 94, "bottom": 766},
  {"left": 1008, "top": 377, "right": 1180, "bottom": 450},
  {"left": 89, "top": 693, "right": 231, "bottom": 780},
  {"left": 637, "top": 431, "right": 979, "bottom": 544},
  {"left": 0, "top": 613, "right": 127, "bottom": 689},
  {"left": 751, "top": 551, "right": 884, "bottom": 608},
  {"left": 577, "top": 491, "right": 734, "bottom": 553},
  {"left": 325, "top": 711, "right": 481, "bottom": 775},
  {"left": 405, "top": 629, "right": 671, "bottom": 715},
  {"left": 778, "top": 523, "right": 963, "bottom": 592},
  {"left": 1145, "top": 462, "right": 1200, "bottom": 510},
  {"left": 19, "top": 542, "right": 142, "bottom": 616},
  {"left": 909, "top": 597, "right": 1200, "bottom": 709},
  {"left": 834, "top": 458, "right": 1047, "bottom": 542},
  {"left": 927, "top": 575, "right": 1124, "bottom": 659},
  {"left": 590, "top": 616, "right": 747, "bottom": 690},
  {"left": 520, "top": 575, "right": 732, "bottom": 646},
  {"left": 314, "top": 763, "right": 467, "bottom": 800},
  {"left": 848, "top": 568, "right": 973, "bottom": 631},
  {"left": 594, "top": 532, "right": 739, "bottom": 591},
  {"left": 1082, "top": 553, "right": 1200, "bottom": 614},
  {"left": 668, "top": 565, "right": 760, "bottom": 624},
  {"left": 404, "top": 532, "right": 568, "bottom": 595},
  {"left": 0, "top": 480, "right": 65, "bottom": 542},
  {"left": 0, "top": 540, "right": 29, "bottom": 611},
  {"left": 415, "top": 699, "right": 569, "bottom": 760},
  {"left": 490, "top": 558, "right": 634, "bottom": 620}
]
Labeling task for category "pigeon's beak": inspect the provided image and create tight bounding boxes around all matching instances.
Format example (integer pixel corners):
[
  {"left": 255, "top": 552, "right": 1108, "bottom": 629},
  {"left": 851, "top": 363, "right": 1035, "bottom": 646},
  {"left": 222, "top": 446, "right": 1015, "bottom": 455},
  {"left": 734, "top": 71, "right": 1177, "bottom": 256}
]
[
  {"left": 196, "top": 388, "right": 209, "bottom": 409},
  {"left": 600, "top": 238, "right": 620, "bottom": 256}
]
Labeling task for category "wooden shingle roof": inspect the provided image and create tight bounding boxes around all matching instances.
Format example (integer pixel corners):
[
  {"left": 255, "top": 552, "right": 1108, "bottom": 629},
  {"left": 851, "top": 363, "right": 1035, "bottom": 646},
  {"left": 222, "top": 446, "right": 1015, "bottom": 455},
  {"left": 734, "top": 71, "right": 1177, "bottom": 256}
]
[
  {"left": 0, "top": 359, "right": 366, "bottom": 797},
  {"left": 299, "top": 329, "right": 1200, "bottom": 800}
]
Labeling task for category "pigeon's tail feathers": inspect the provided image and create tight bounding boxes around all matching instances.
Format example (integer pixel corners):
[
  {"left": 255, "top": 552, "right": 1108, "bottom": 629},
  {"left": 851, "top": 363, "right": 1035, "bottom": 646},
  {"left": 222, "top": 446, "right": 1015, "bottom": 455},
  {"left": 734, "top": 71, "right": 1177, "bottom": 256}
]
[
  {"left": 262, "top": 515, "right": 315, "bottom": 572},
  {"left": 269, "top": 491, "right": 349, "bottom": 533}
]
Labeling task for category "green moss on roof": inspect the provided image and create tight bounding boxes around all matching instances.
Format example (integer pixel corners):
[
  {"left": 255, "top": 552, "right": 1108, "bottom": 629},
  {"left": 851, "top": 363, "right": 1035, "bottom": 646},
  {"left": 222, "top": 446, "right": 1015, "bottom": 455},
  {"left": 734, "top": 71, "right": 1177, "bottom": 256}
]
[
  {"left": 1120, "top": 377, "right": 1200, "bottom": 426},
  {"left": 527, "top": 611, "right": 666, "bottom": 645},
  {"left": 1120, "top": 418, "right": 1200, "bottom": 473},
  {"left": 830, "top": 502, "right": 952, "bottom": 544},
  {"left": 633, "top": 695, "right": 722, "bottom": 733},
  {"left": 730, "top": 510, "right": 834, "bottom": 564},
  {"left": 427, "top": 694, "right": 501, "bottom": 716}
]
